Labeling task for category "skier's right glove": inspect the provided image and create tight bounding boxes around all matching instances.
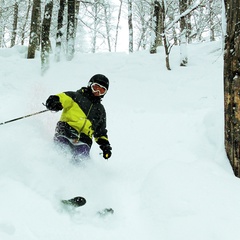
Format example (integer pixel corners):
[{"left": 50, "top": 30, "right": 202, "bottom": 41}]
[{"left": 45, "top": 95, "right": 63, "bottom": 111}]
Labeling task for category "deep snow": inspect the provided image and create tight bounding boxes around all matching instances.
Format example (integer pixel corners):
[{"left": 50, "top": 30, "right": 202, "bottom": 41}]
[{"left": 1, "top": 41, "right": 240, "bottom": 240}]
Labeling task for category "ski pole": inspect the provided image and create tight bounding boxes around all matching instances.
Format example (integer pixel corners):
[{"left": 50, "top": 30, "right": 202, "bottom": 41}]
[{"left": 0, "top": 109, "right": 49, "bottom": 125}]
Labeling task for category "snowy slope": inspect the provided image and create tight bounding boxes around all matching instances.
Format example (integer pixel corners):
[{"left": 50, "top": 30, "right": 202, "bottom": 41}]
[{"left": 1, "top": 41, "right": 240, "bottom": 240}]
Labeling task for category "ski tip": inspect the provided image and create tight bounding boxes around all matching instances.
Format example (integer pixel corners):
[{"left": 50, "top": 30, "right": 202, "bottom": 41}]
[
  {"left": 74, "top": 196, "right": 87, "bottom": 206},
  {"left": 61, "top": 196, "right": 87, "bottom": 207}
]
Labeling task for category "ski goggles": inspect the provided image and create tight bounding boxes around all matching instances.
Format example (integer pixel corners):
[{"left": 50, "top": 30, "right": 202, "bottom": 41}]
[{"left": 91, "top": 83, "right": 107, "bottom": 96}]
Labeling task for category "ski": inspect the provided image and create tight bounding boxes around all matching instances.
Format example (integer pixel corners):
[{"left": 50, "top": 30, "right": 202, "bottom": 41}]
[
  {"left": 97, "top": 208, "right": 114, "bottom": 217},
  {"left": 61, "top": 196, "right": 114, "bottom": 217},
  {"left": 61, "top": 196, "right": 86, "bottom": 207}
]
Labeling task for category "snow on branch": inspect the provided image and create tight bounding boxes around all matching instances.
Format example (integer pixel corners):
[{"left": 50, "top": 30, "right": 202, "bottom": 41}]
[{"left": 166, "top": 0, "right": 204, "bottom": 31}]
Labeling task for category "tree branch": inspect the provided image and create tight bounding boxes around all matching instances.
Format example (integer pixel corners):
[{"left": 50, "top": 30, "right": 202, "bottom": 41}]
[{"left": 166, "top": 0, "right": 204, "bottom": 31}]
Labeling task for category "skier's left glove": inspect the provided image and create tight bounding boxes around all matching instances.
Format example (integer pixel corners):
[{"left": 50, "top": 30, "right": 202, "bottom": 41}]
[
  {"left": 100, "top": 144, "right": 112, "bottom": 159},
  {"left": 96, "top": 138, "right": 112, "bottom": 159}
]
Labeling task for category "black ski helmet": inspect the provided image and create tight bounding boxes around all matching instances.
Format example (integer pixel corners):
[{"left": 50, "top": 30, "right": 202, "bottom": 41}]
[{"left": 88, "top": 74, "right": 109, "bottom": 90}]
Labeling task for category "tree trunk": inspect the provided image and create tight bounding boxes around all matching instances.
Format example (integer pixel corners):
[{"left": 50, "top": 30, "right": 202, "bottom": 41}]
[
  {"left": 75, "top": 0, "right": 80, "bottom": 36},
  {"left": 169, "top": 14, "right": 178, "bottom": 46},
  {"left": 27, "top": 0, "right": 41, "bottom": 59},
  {"left": 150, "top": 0, "right": 161, "bottom": 54},
  {"left": 20, "top": 0, "right": 31, "bottom": 45},
  {"left": 114, "top": 0, "right": 122, "bottom": 52},
  {"left": 66, "top": 0, "right": 75, "bottom": 60},
  {"left": 10, "top": 1, "right": 19, "bottom": 48},
  {"left": 162, "top": 32, "right": 171, "bottom": 70},
  {"left": 161, "top": 0, "right": 171, "bottom": 70},
  {"left": 186, "top": 0, "right": 193, "bottom": 44},
  {"left": 104, "top": 3, "right": 111, "bottom": 52},
  {"left": 0, "top": 0, "right": 4, "bottom": 48},
  {"left": 92, "top": 0, "right": 97, "bottom": 53},
  {"left": 41, "top": 0, "right": 53, "bottom": 74},
  {"left": 209, "top": 0, "right": 215, "bottom": 41},
  {"left": 55, "top": 0, "right": 66, "bottom": 62},
  {"left": 224, "top": 0, "right": 240, "bottom": 176},
  {"left": 128, "top": 0, "right": 133, "bottom": 53},
  {"left": 179, "top": 0, "right": 188, "bottom": 66}
]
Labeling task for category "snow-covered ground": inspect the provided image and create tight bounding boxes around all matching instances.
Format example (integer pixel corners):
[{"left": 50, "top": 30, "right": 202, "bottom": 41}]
[{"left": 1, "top": 41, "right": 240, "bottom": 240}]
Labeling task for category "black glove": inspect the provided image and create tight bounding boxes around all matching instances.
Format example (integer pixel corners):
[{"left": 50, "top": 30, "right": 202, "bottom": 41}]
[
  {"left": 100, "top": 144, "right": 112, "bottom": 159},
  {"left": 46, "top": 95, "right": 63, "bottom": 111}
]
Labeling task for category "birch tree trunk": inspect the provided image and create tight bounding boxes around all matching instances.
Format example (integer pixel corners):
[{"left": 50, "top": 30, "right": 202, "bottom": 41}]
[
  {"left": 55, "top": 0, "right": 66, "bottom": 62},
  {"left": 128, "top": 0, "right": 133, "bottom": 53},
  {"left": 224, "top": 0, "right": 240, "bottom": 176},
  {"left": 10, "top": 0, "right": 19, "bottom": 48},
  {"left": 209, "top": 0, "right": 215, "bottom": 41},
  {"left": 27, "top": 0, "right": 41, "bottom": 59},
  {"left": 161, "top": 0, "right": 171, "bottom": 70},
  {"left": 66, "top": 0, "right": 75, "bottom": 60},
  {"left": 20, "top": 0, "right": 31, "bottom": 45},
  {"left": 114, "top": 0, "right": 122, "bottom": 52},
  {"left": 104, "top": 3, "right": 111, "bottom": 52},
  {"left": 179, "top": 0, "right": 188, "bottom": 66},
  {"left": 75, "top": 0, "right": 80, "bottom": 36},
  {"left": 150, "top": 0, "right": 161, "bottom": 54},
  {"left": 0, "top": 0, "right": 4, "bottom": 48},
  {"left": 92, "top": 0, "right": 97, "bottom": 53},
  {"left": 41, "top": 0, "right": 53, "bottom": 74}
]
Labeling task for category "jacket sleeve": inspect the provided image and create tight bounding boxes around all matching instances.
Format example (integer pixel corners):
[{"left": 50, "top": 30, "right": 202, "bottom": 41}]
[
  {"left": 56, "top": 92, "right": 75, "bottom": 109},
  {"left": 94, "top": 108, "right": 111, "bottom": 147}
]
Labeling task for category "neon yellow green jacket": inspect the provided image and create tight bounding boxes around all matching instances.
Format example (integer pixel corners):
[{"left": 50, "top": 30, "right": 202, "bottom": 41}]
[{"left": 55, "top": 87, "right": 109, "bottom": 147}]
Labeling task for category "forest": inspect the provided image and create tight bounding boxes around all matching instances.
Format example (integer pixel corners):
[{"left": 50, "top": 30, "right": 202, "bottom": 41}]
[{"left": 0, "top": 0, "right": 222, "bottom": 69}]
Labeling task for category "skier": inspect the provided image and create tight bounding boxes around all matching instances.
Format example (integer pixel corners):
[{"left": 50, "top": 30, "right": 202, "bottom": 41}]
[{"left": 45, "top": 74, "right": 112, "bottom": 162}]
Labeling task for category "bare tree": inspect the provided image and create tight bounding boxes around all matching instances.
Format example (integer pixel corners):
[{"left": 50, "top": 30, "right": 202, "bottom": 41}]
[
  {"left": 103, "top": 1, "right": 111, "bottom": 52},
  {"left": 27, "top": 0, "right": 41, "bottom": 59},
  {"left": 66, "top": 0, "right": 75, "bottom": 60},
  {"left": 41, "top": 0, "right": 53, "bottom": 73},
  {"left": 149, "top": 0, "right": 172, "bottom": 69},
  {"left": 10, "top": 0, "right": 19, "bottom": 47},
  {"left": 179, "top": 0, "right": 188, "bottom": 66},
  {"left": 168, "top": 4, "right": 178, "bottom": 46},
  {"left": 209, "top": 0, "right": 215, "bottom": 41},
  {"left": 20, "top": 0, "right": 31, "bottom": 46},
  {"left": 84, "top": 0, "right": 113, "bottom": 53},
  {"left": 91, "top": 0, "right": 98, "bottom": 53},
  {"left": 128, "top": 0, "right": 133, "bottom": 53},
  {"left": 134, "top": 0, "right": 152, "bottom": 51},
  {"left": 0, "top": 0, "right": 5, "bottom": 48},
  {"left": 0, "top": 0, "right": 223, "bottom": 55},
  {"left": 186, "top": 0, "right": 193, "bottom": 43},
  {"left": 224, "top": 0, "right": 240, "bottom": 176},
  {"left": 75, "top": 0, "right": 80, "bottom": 35},
  {"left": 150, "top": 0, "right": 162, "bottom": 54},
  {"left": 114, "top": 0, "right": 122, "bottom": 52},
  {"left": 207, "top": 0, "right": 222, "bottom": 42},
  {"left": 55, "top": 0, "right": 66, "bottom": 62},
  {"left": 161, "top": 0, "right": 171, "bottom": 70}
]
